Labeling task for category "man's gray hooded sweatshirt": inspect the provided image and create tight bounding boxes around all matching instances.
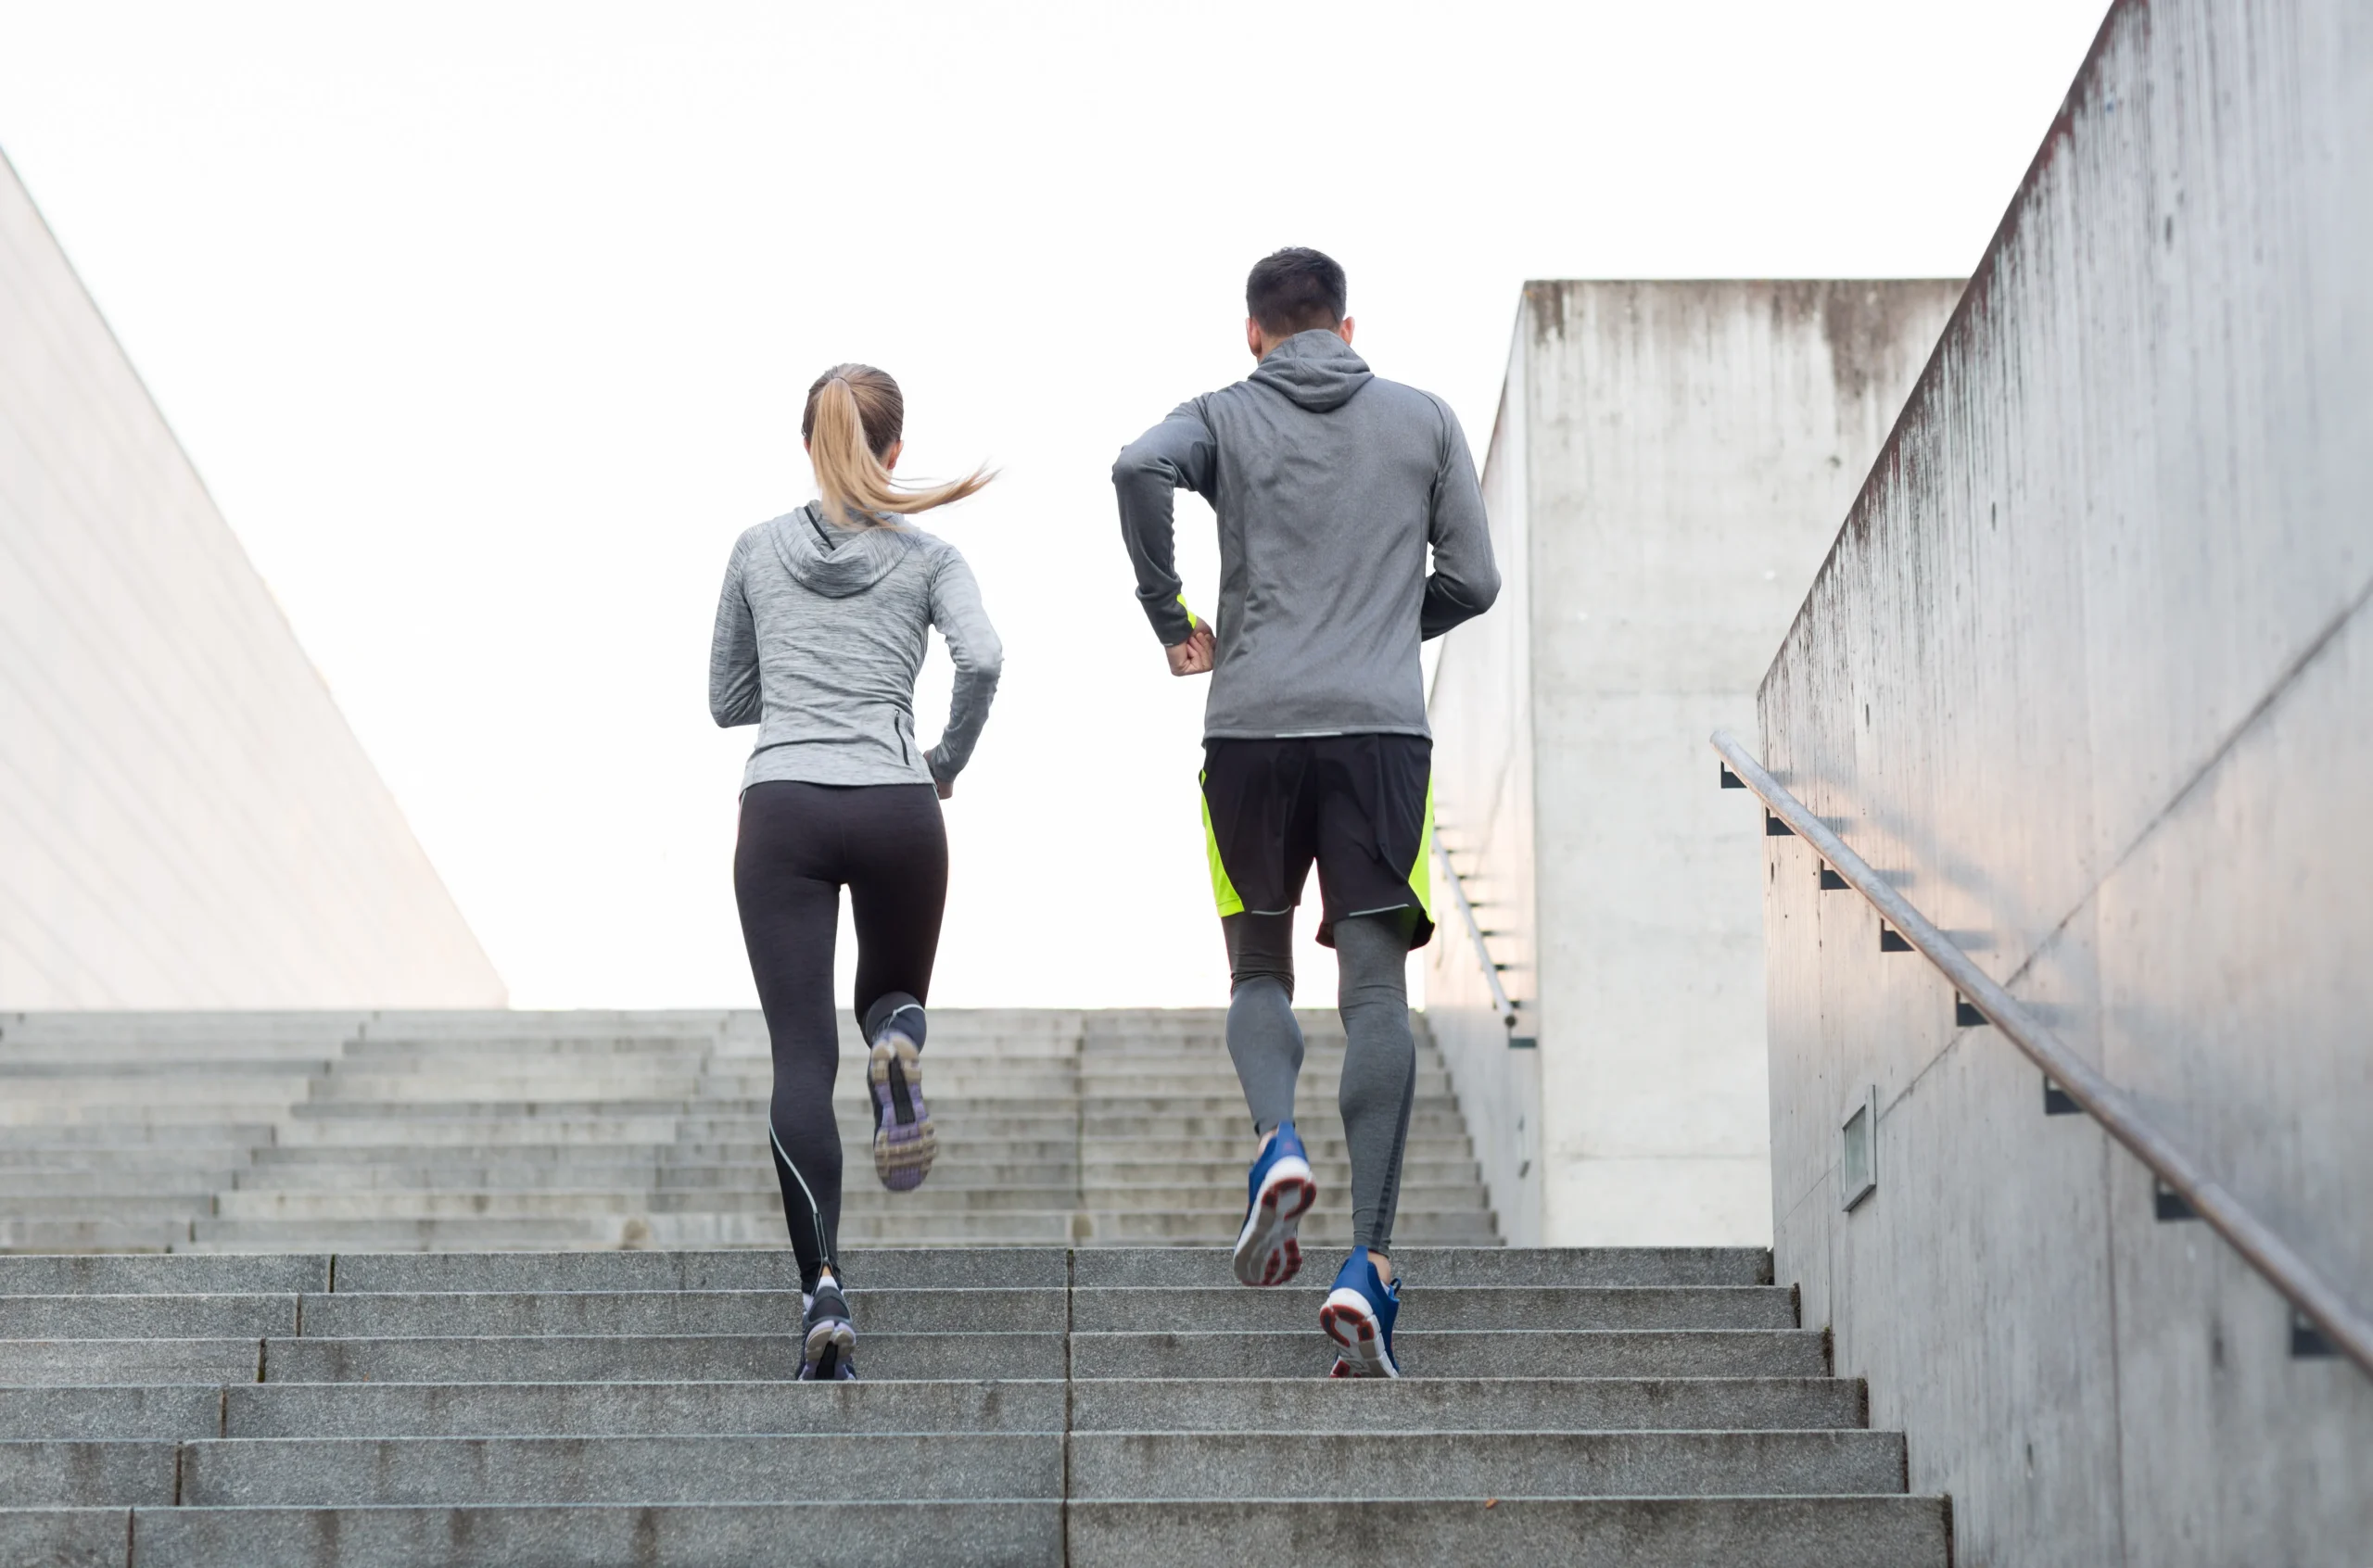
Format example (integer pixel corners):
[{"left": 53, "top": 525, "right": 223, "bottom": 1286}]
[
  {"left": 709, "top": 504, "right": 1000, "bottom": 790},
  {"left": 1112, "top": 329, "right": 1498, "bottom": 739}
]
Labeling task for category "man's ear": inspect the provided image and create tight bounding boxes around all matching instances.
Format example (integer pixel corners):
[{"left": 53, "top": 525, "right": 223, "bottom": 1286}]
[
  {"left": 1337, "top": 316, "right": 1356, "bottom": 347},
  {"left": 1246, "top": 316, "right": 1266, "bottom": 360}
]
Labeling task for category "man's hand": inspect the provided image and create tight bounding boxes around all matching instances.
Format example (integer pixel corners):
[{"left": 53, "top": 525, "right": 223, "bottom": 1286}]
[{"left": 1166, "top": 624, "right": 1215, "bottom": 677}]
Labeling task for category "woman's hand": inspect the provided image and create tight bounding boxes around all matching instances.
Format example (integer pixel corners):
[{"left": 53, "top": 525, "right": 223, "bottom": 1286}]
[{"left": 935, "top": 776, "right": 955, "bottom": 801}]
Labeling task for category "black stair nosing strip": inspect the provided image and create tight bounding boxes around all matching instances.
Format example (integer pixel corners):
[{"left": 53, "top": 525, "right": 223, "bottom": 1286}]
[
  {"left": 1062, "top": 1243, "right": 1077, "bottom": 1547},
  {"left": 1063, "top": 1327, "right": 1821, "bottom": 1338}
]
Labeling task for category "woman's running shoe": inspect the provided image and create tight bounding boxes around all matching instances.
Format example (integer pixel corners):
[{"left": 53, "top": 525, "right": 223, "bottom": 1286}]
[
  {"left": 797, "top": 1275, "right": 857, "bottom": 1381},
  {"left": 1321, "top": 1246, "right": 1402, "bottom": 1378},
  {"left": 1231, "top": 1120, "right": 1317, "bottom": 1287},
  {"left": 869, "top": 1029, "right": 936, "bottom": 1192}
]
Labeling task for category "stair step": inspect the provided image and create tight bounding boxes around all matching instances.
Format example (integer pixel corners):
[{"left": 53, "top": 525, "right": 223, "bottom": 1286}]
[
  {"left": 0, "top": 1375, "right": 1864, "bottom": 1440},
  {"left": 209, "top": 1186, "right": 1091, "bottom": 1220},
  {"left": 1069, "top": 1329, "right": 1829, "bottom": 1380},
  {"left": 0, "top": 1443, "right": 175, "bottom": 1505},
  {"left": 0, "top": 1144, "right": 260, "bottom": 1166},
  {"left": 329, "top": 1247, "right": 1066, "bottom": 1293},
  {"left": 1068, "top": 1374, "right": 1865, "bottom": 1432},
  {"left": 0, "top": 1429, "right": 1912, "bottom": 1516},
  {"left": 0, "top": 1103, "right": 300, "bottom": 1128},
  {"left": 0, "top": 1495, "right": 1949, "bottom": 1568},
  {"left": 0, "top": 1220, "right": 197, "bottom": 1252},
  {"left": 0, "top": 1501, "right": 1066, "bottom": 1568},
  {"left": 0, "top": 1246, "right": 1761, "bottom": 1295},
  {"left": 263, "top": 1332, "right": 1068, "bottom": 1384},
  {"left": 0, "top": 1340, "right": 269, "bottom": 1386},
  {"left": 0, "top": 1062, "right": 327, "bottom": 1082},
  {"left": 0, "top": 1195, "right": 218, "bottom": 1220},
  {"left": 0, "top": 1255, "right": 330, "bottom": 1295},
  {"left": 1066, "top": 1211, "right": 1499, "bottom": 1243},
  {"left": 1066, "top": 1496, "right": 1947, "bottom": 1568},
  {"left": 1078, "top": 1159, "right": 1477, "bottom": 1183},
  {"left": 214, "top": 1379, "right": 1067, "bottom": 1438},
  {"left": 273, "top": 1118, "right": 689, "bottom": 1147},
  {"left": 1071, "top": 1285, "right": 1792, "bottom": 1332},
  {"left": 0, "top": 1386, "right": 225, "bottom": 1440},
  {"left": 1068, "top": 1428, "right": 1906, "bottom": 1498},
  {"left": 1072, "top": 1246, "right": 1770, "bottom": 1287},
  {"left": 170, "top": 1432, "right": 1063, "bottom": 1506},
  {"left": 0, "top": 1295, "right": 298, "bottom": 1338},
  {"left": 0, "top": 1172, "right": 228, "bottom": 1196},
  {"left": 185, "top": 1217, "right": 641, "bottom": 1249},
  {"left": 190, "top": 1185, "right": 1492, "bottom": 1223},
  {"left": 0, "top": 1283, "right": 1785, "bottom": 1341},
  {"left": 0, "top": 1428, "right": 1904, "bottom": 1511},
  {"left": 308, "top": 1076, "right": 704, "bottom": 1103},
  {"left": 295, "top": 1287, "right": 1066, "bottom": 1336}
]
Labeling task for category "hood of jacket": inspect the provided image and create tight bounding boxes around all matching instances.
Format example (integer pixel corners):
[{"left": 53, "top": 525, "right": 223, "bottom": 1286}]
[
  {"left": 764, "top": 503, "right": 917, "bottom": 598},
  {"left": 1248, "top": 329, "right": 1374, "bottom": 412}
]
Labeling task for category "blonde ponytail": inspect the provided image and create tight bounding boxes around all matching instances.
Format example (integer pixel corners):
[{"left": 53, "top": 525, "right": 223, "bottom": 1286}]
[{"left": 803, "top": 364, "right": 993, "bottom": 525}]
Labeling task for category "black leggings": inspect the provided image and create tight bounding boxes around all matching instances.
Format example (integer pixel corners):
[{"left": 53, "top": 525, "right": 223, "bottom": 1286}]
[{"left": 734, "top": 780, "right": 947, "bottom": 1292}]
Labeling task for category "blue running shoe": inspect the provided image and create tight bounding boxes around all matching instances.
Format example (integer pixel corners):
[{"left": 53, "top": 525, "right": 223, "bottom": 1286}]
[
  {"left": 1321, "top": 1247, "right": 1402, "bottom": 1378},
  {"left": 1230, "top": 1121, "right": 1317, "bottom": 1287}
]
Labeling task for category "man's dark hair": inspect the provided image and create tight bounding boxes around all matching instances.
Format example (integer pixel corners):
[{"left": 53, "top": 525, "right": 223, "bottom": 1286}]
[{"left": 1246, "top": 247, "right": 1348, "bottom": 335}]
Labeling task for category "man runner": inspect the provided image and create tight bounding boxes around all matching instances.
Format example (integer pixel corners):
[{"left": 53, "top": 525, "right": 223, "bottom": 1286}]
[{"left": 1111, "top": 247, "right": 1499, "bottom": 1376}]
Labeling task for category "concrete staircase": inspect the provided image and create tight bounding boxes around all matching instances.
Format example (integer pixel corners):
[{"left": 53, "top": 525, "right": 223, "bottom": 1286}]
[
  {"left": 0, "top": 1010, "right": 1497, "bottom": 1254},
  {"left": 0, "top": 1010, "right": 1949, "bottom": 1562},
  {"left": 0, "top": 1244, "right": 1948, "bottom": 1566}
]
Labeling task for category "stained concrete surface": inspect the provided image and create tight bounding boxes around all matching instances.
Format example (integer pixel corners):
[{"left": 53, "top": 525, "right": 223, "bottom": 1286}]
[
  {"left": 1757, "top": 0, "right": 2373, "bottom": 1561},
  {"left": 1428, "top": 279, "right": 1959, "bottom": 1247}
]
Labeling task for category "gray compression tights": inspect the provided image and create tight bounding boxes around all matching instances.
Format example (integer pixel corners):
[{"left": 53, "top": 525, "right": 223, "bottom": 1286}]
[{"left": 1223, "top": 910, "right": 1417, "bottom": 1255}]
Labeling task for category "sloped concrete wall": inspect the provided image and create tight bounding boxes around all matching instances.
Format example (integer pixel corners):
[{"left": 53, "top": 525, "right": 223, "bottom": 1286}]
[
  {"left": 0, "top": 149, "right": 504, "bottom": 1007},
  {"left": 1428, "top": 279, "right": 1954, "bottom": 1246},
  {"left": 1757, "top": 1, "right": 2373, "bottom": 1561}
]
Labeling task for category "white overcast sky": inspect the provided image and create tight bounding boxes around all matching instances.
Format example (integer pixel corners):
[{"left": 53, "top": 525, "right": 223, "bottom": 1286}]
[{"left": 0, "top": 1, "right": 2104, "bottom": 1009}]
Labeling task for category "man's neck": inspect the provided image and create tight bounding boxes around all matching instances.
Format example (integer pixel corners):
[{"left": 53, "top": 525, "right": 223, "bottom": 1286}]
[{"left": 1252, "top": 321, "right": 1354, "bottom": 361}]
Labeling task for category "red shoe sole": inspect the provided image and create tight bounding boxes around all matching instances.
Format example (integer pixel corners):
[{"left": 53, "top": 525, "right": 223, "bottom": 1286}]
[{"left": 1236, "top": 1175, "right": 1317, "bottom": 1286}]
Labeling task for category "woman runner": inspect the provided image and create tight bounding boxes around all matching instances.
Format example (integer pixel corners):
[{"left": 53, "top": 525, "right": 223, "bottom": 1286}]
[{"left": 708, "top": 364, "right": 1001, "bottom": 1381}]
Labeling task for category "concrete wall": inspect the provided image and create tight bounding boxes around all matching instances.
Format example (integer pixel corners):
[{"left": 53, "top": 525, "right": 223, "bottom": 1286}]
[
  {"left": 1428, "top": 279, "right": 1954, "bottom": 1246},
  {"left": 0, "top": 148, "right": 505, "bottom": 1008},
  {"left": 1756, "top": 2, "right": 2373, "bottom": 1562},
  {"left": 1427, "top": 337, "right": 1542, "bottom": 1245}
]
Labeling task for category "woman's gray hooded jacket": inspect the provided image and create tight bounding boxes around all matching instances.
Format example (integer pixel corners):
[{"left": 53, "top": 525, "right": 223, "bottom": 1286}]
[{"left": 709, "top": 504, "right": 1001, "bottom": 790}]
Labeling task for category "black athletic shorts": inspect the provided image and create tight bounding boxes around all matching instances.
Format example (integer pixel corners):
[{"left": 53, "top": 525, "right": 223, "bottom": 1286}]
[{"left": 1199, "top": 734, "right": 1435, "bottom": 950}]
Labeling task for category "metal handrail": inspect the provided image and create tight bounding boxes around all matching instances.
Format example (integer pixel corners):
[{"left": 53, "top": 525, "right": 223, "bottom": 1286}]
[
  {"left": 1430, "top": 830, "right": 1521, "bottom": 1037},
  {"left": 1711, "top": 727, "right": 2373, "bottom": 1378}
]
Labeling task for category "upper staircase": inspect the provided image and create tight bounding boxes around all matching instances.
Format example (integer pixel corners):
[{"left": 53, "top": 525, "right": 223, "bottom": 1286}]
[{"left": 0, "top": 1009, "right": 1497, "bottom": 1253}]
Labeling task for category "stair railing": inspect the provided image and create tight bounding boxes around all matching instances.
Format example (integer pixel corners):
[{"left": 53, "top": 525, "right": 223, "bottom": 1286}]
[
  {"left": 1429, "top": 828, "right": 1527, "bottom": 1044},
  {"left": 1711, "top": 727, "right": 2373, "bottom": 1378}
]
